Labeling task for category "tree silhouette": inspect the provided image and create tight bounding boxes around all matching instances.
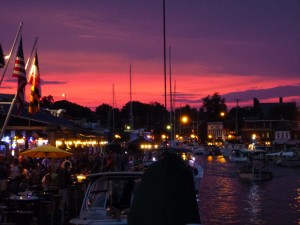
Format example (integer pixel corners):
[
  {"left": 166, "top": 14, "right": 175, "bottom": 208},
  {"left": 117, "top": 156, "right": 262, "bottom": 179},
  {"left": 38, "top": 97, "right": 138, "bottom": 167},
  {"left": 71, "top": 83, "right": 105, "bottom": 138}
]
[
  {"left": 53, "top": 100, "right": 93, "bottom": 120},
  {"left": 95, "top": 103, "right": 121, "bottom": 129},
  {"left": 40, "top": 95, "right": 54, "bottom": 108},
  {"left": 202, "top": 92, "right": 227, "bottom": 121}
]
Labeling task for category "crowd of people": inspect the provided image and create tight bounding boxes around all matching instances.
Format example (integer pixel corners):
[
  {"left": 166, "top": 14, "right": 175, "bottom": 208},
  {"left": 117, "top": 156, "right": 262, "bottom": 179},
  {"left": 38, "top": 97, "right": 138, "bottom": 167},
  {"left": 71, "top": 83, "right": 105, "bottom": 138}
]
[
  {"left": 0, "top": 149, "right": 133, "bottom": 195},
  {"left": 0, "top": 145, "right": 204, "bottom": 225},
  {"left": 0, "top": 146, "right": 204, "bottom": 196},
  {"left": 0, "top": 148, "right": 137, "bottom": 224}
]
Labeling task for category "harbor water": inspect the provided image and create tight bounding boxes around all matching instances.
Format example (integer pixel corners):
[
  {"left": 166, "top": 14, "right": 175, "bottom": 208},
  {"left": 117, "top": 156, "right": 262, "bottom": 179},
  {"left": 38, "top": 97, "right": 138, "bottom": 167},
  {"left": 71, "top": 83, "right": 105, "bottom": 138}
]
[{"left": 198, "top": 156, "right": 300, "bottom": 225}]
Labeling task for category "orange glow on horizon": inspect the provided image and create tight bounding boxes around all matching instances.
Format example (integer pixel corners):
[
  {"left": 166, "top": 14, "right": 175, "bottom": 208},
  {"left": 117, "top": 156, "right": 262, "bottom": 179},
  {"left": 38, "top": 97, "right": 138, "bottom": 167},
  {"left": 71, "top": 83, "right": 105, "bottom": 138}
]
[{"left": 2, "top": 71, "right": 299, "bottom": 111}]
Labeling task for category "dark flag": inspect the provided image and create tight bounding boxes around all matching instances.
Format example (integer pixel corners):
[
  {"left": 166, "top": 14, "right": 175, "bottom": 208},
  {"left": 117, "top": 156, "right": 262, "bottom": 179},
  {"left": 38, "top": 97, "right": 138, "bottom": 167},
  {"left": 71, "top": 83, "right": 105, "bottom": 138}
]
[
  {"left": 28, "top": 52, "right": 41, "bottom": 114},
  {"left": 0, "top": 43, "right": 5, "bottom": 68},
  {"left": 12, "top": 37, "right": 27, "bottom": 115}
]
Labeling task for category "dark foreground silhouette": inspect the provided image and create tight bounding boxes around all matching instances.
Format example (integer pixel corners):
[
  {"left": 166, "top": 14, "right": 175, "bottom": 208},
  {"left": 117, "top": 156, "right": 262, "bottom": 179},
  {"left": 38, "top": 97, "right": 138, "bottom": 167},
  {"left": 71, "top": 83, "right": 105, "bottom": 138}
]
[{"left": 128, "top": 151, "right": 201, "bottom": 225}]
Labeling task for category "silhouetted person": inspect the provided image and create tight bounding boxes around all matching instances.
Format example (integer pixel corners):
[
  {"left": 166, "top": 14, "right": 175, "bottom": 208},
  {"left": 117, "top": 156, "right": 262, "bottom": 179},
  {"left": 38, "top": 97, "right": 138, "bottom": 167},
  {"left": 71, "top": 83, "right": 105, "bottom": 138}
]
[
  {"left": 0, "top": 154, "right": 9, "bottom": 192},
  {"left": 56, "top": 161, "right": 72, "bottom": 223},
  {"left": 128, "top": 151, "right": 201, "bottom": 225}
]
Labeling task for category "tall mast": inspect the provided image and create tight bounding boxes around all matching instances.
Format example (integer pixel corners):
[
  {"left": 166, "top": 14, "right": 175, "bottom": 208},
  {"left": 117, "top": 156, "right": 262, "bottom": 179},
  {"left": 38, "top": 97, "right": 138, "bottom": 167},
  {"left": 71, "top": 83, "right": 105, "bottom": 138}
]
[
  {"left": 163, "top": 0, "right": 167, "bottom": 117},
  {"left": 112, "top": 84, "right": 115, "bottom": 132},
  {"left": 173, "top": 80, "right": 176, "bottom": 141},
  {"left": 129, "top": 65, "right": 133, "bottom": 129},
  {"left": 169, "top": 46, "right": 173, "bottom": 141}
]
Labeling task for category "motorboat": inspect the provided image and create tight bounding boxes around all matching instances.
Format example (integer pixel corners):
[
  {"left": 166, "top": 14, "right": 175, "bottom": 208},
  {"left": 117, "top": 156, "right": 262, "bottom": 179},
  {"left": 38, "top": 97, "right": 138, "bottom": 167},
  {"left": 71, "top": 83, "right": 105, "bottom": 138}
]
[
  {"left": 142, "top": 148, "right": 194, "bottom": 169},
  {"left": 206, "top": 145, "right": 222, "bottom": 156},
  {"left": 141, "top": 149, "right": 159, "bottom": 170},
  {"left": 266, "top": 151, "right": 294, "bottom": 157},
  {"left": 69, "top": 171, "right": 143, "bottom": 225},
  {"left": 166, "top": 147, "right": 194, "bottom": 162},
  {"left": 220, "top": 146, "right": 232, "bottom": 157},
  {"left": 193, "top": 146, "right": 208, "bottom": 156},
  {"left": 229, "top": 149, "right": 248, "bottom": 162},
  {"left": 238, "top": 150, "right": 273, "bottom": 181},
  {"left": 275, "top": 147, "right": 300, "bottom": 167},
  {"left": 221, "top": 143, "right": 248, "bottom": 157}
]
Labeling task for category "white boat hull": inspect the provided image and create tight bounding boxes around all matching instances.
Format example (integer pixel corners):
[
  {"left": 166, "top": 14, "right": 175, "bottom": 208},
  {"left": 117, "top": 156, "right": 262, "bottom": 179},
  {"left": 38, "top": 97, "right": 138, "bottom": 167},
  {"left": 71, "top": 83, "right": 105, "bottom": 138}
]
[
  {"left": 229, "top": 156, "right": 248, "bottom": 162},
  {"left": 238, "top": 170, "right": 273, "bottom": 181}
]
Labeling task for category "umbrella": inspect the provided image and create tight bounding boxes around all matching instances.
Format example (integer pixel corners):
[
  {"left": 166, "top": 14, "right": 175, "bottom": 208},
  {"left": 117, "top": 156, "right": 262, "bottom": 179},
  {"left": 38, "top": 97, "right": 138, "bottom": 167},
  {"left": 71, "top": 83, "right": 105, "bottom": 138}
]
[{"left": 20, "top": 145, "right": 73, "bottom": 158}]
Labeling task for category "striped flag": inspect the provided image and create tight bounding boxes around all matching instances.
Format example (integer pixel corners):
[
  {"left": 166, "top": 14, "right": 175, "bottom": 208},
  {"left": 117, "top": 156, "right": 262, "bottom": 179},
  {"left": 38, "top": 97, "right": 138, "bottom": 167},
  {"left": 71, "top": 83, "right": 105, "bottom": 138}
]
[
  {"left": 12, "top": 37, "right": 27, "bottom": 115},
  {"left": 28, "top": 52, "right": 41, "bottom": 114}
]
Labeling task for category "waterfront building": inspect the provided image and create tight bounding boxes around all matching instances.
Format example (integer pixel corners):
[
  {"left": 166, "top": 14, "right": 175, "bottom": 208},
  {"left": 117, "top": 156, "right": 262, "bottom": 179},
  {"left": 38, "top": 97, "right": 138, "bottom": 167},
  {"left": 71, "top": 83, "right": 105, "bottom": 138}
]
[{"left": 0, "top": 94, "right": 103, "bottom": 158}]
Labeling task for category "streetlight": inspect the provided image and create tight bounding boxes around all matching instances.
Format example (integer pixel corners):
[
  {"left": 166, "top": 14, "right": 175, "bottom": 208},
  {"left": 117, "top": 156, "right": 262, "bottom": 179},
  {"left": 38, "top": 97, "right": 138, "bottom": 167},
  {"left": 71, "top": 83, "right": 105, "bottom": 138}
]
[
  {"left": 181, "top": 116, "right": 189, "bottom": 124},
  {"left": 180, "top": 116, "right": 189, "bottom": 136},
  {"left": 62, "top": 93, "right": 66, "bottom": 100},
  {"left": 179, "top": 115, "right": 199, "bottom": 142}
]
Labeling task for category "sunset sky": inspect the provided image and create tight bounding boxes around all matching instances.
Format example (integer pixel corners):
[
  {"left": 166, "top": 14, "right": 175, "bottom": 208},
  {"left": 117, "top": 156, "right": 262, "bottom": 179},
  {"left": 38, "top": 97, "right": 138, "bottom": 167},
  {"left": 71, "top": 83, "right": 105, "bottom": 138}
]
[{"left": 1, "top": 0, "right": 299, "bottom": 111}]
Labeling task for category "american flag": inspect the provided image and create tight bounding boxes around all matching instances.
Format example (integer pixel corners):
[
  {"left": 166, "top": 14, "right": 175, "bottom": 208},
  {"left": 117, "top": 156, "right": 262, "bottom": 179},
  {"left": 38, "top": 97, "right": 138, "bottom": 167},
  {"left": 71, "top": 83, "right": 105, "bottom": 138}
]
[
  {"left": 28, "top": 52, "right": 41, "bottom": 114},
  {"left": 12, "top": 37, "right": 27, "bottom": 115}
]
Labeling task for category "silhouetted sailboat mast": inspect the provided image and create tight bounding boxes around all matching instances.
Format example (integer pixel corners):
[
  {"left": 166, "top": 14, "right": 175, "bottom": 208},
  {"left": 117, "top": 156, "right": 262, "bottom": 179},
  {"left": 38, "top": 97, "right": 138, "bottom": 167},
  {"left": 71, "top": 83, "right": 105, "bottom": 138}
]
[
  {"left": 112, "top": 84, "right": 116, "bottom": 132},
  {"left": 163, "top": 0, "right": 167, "bottom": 119},
  {"left": 169, "top": 46, "right": 173, "bottom": 141},
  {"left": 129, "top": 65, "right": 134, "bottom": 130},
  {"left": 173, "top": 80, "right": 177, "bottom": 141}
]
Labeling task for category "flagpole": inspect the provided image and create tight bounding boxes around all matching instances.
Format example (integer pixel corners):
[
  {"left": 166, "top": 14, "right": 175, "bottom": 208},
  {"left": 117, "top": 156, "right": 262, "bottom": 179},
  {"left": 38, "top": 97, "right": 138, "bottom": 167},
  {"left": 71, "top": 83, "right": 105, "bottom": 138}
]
[
  {"left": 0, "top": 27, "right": 30, "bottom": 143},
  {"left": 0, "top": 22, "right": 23, "bottom": 144},
  {"left": 26, "top": 37, "right": 38, "bottom": 117},
  {"left": 25, "top": 37, "right": 38, "bottom": 70},
  {"left": 26, "top": 37, "right": 38, "bottom": 131},
  {"left": 0, "top": 22, "right": 23, "bottom": 87}
]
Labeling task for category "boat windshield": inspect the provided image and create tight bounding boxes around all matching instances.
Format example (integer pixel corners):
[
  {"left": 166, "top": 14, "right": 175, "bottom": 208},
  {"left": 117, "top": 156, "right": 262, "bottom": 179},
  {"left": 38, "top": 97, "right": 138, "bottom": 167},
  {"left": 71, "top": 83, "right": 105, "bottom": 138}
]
[
  {"left": 88, "top": 191, "right": 108, "bottom": 208},
  {"left": 82, "top": 175, "right": 142, "bottom": 217}
]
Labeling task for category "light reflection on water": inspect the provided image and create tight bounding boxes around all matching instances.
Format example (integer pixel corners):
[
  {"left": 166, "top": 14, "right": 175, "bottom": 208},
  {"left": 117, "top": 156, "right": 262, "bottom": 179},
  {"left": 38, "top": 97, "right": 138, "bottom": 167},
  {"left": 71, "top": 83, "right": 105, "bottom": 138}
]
[
  {"left": 246, "top": 183, "right": 263, "bottom": 225},
  {"left": 292, "top": 188, "right": 300, "bottom": 225},
  {"left": 199, "top": 156, "right": 300, "bottom": 225}
]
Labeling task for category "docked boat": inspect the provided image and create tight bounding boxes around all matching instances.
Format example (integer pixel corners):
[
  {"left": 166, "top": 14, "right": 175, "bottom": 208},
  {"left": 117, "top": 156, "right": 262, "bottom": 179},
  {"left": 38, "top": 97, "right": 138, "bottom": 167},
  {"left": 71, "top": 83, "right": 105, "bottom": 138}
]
[
  {"left": 266, "top": 151, "right": 294, "bottom": 157},
  {"left": 220, "top": 146, "right": 233, "bottom": 157},
  {"left": 221, "top": 143, "right": 248, "bottom": 157},
  {"left": 237, "top": 150, "right": 273, "bottom": 181},
  {"left": 69, "top": 171, "right": 143, "bottom": 225},
  {"left": 193, "top": 146, "right": 207, "bottom": 156},
  {"left": 229, "top": 149, "right": 248, "bottom": 162},
  {"left": 275, "top": 147, "right": 300, "bottom": 167}
]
